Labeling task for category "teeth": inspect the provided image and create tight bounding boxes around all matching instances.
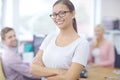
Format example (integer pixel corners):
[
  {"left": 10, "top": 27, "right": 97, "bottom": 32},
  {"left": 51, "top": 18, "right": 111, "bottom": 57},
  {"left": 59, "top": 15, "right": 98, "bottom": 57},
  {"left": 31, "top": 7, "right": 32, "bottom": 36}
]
[{"left": 57, "top": 22, "right": 63, "bottom": 25}]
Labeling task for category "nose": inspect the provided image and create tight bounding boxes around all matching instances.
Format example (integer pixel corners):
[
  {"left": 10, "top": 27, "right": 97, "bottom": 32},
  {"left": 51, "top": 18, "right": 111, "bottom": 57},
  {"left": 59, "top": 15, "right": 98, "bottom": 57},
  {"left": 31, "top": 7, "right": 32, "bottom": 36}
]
[{"left": 55, "top": 15, "right": 61, "bottom": 21}]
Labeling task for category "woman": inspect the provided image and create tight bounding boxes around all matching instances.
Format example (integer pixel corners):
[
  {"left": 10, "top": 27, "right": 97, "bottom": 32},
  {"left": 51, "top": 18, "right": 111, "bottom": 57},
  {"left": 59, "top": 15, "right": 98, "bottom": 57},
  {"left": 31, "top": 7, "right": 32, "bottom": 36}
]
[
  {"left": 30, "top": 0, "right": 89, "bottom": 80},
  {"left": 88, "top": 24, "right": 115, "bottom": 67}
]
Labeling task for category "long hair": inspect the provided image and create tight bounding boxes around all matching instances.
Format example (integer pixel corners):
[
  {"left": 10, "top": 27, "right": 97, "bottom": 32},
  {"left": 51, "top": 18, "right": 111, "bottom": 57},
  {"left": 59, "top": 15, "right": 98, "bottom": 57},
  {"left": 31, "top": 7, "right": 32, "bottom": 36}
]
[{"left": 53, "top": 0, "right": 77, "bottom": 32}]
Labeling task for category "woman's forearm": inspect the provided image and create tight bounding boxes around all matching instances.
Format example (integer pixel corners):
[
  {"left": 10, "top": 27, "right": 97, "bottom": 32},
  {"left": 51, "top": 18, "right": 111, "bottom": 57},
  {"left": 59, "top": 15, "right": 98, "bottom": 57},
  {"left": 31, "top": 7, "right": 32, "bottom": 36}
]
[
  {"left": 47, "top": 75, "right": 65, "bottom": 80},
  {"left": 47, "top": 63, "right": 84, "bottom": 80},
  {"left": 30, "top": 64, "right": 58, "bottom": 77},
  {"left": 47, "top": 74, "right": 79, "bottom": 80},
  {"left": 30, "top": 64, "right": 67, "bottom": 77},
  {"left": 30, "top": 49, "right": 58, "bottom": 77},
  {"left": 30, "top": 49, "right": 67, "bottom": 77}
]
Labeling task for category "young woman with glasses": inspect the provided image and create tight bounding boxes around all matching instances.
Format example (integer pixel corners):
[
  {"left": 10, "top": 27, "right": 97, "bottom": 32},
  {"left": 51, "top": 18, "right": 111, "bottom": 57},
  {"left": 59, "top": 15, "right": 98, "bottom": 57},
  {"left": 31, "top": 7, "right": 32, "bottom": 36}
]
[{"left": 30, "top": 0, "right": 89, "bottom": 80}]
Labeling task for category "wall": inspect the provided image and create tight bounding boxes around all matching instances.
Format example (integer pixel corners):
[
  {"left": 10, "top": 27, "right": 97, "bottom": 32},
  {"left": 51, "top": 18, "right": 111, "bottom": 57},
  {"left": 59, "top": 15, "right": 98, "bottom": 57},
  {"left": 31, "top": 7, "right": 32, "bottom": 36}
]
[
  {"left": 101, "top": 0, "right": 120, "bottom": 54},
  {"left": 101, "top": 0, "right": 120, "bottom": 19}
]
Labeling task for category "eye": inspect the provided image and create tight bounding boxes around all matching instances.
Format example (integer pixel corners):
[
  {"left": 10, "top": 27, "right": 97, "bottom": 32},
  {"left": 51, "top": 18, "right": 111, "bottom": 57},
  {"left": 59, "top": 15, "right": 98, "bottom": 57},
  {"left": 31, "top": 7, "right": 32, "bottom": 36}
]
[
  {"left": 59, "top": 11, "right": 66, "bottom": 15},
  {"left": 8, "top": 36, "right": 12, "bottom": 39}
]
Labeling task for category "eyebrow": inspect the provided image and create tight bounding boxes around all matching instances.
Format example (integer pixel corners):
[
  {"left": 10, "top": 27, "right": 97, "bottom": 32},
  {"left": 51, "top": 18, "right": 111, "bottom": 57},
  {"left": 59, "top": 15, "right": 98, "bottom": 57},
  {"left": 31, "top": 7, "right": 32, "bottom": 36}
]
[{"left": 53, "top": 10, "right": 69, "bottom": 13}]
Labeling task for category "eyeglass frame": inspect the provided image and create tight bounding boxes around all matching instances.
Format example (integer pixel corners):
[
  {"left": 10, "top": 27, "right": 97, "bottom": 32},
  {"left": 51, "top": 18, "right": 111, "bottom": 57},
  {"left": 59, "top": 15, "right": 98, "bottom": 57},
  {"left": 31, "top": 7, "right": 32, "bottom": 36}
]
[{"left": 49, "top": 10, "right": 72, "bottom": 19}]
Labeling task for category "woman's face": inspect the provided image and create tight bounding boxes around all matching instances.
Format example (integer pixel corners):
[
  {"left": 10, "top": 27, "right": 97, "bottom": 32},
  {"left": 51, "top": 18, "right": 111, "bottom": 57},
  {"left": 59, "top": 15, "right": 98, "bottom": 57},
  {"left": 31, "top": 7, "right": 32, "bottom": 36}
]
[
  {"left": 94, "top": 27, "right": 104, "bottom": 39},
  {"left": 52, "top": 3, "right": 75, "bottom": 29}
]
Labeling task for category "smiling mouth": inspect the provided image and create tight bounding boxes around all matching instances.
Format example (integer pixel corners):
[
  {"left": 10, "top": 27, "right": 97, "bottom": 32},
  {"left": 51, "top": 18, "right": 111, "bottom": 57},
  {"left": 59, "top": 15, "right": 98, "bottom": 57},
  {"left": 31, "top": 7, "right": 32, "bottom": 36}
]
[
  {"left": 57, "top": 22, "right": 63, "bottom": 25},
  {"left": 56, "top": 19, "right": 65, "bottom": 25}
]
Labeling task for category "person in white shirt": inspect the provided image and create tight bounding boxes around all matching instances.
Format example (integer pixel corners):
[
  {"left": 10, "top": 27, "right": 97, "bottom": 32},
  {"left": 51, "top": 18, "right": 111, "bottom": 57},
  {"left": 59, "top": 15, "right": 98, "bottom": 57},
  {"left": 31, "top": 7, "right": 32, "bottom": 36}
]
[{"left": 30, "top": 0, "right": 89, "bottom": 80}]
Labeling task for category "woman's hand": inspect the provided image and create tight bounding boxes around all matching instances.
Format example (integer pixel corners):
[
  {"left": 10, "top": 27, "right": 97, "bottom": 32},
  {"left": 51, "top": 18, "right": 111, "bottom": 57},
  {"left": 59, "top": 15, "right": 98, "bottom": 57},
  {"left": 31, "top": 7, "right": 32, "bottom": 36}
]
[
  {"left": 32, "top": 57, "right": 41, "bottom": 64},
  {"left": 32, "top": 50, "right": 45, "bottom": 66}
]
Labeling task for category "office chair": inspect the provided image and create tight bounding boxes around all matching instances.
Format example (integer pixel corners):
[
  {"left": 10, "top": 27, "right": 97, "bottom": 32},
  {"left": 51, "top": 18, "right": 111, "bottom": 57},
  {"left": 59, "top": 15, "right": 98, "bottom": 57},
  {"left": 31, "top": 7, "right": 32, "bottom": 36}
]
[{"left": 114, "top": 47, "right": 120, "bottom": 68}]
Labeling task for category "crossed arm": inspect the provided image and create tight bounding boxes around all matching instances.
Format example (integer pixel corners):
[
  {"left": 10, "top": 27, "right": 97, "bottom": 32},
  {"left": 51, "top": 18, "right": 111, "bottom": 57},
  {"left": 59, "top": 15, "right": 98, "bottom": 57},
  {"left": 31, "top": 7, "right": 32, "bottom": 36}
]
[{"left": 30, "top": 49, "right": 84, "bottom": 80}]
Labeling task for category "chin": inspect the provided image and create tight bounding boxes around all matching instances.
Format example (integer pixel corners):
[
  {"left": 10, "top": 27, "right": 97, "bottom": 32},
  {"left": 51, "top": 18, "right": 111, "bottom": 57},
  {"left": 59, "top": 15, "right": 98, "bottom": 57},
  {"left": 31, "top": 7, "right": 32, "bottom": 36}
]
[
  {"left": 58, "top": 26, "right": 63, "bottom": 29},
  {"left": 57, "top": 26, "right": 62, "bottom": 29},
  {"left": 56, "top": 22, "right": 65, "bottom": 28},
  {"left": 11, "top": 45, "right": 17, "bottom": 47},
  {"left": 57, "top": 24, "right": 66, "bottom": 29},
  {"left": 12, "top": 44, "right": 18, "bottom": 47}
]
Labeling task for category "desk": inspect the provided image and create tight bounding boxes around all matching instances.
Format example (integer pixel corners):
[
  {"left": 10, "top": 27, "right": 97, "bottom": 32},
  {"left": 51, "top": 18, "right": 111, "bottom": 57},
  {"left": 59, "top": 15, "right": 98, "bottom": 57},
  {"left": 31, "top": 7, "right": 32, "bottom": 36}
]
[{"left": 80, "top": 67, "right": 120, "bottom": 80}]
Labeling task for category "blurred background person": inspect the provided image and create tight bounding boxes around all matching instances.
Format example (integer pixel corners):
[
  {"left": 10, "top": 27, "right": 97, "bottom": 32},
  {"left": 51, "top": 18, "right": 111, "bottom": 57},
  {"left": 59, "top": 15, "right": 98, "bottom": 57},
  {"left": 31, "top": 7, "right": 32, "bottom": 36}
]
[
  {"left": 88, "top": 24, "right": 115, "bottom": 67},
  {"left": 1, "top": 27, "right": 40, "bottom": 80}
]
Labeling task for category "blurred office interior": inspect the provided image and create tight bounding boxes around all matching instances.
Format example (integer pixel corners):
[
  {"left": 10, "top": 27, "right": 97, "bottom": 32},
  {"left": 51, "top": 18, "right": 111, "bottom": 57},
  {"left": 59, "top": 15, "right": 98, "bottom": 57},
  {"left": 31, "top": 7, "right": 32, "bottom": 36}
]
[{"left": 0, "top": 0, "right": 120, "bottom": 61}]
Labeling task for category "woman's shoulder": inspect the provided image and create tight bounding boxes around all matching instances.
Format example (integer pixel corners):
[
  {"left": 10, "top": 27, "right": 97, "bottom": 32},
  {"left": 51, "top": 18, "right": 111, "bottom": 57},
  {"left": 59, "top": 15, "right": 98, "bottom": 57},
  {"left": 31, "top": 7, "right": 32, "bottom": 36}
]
[
  {"left": 104, "top": 39, "right": 114, "bottom": 46},
  {"left": 78, "top": 35, "right": 89, "bottom": 45}
]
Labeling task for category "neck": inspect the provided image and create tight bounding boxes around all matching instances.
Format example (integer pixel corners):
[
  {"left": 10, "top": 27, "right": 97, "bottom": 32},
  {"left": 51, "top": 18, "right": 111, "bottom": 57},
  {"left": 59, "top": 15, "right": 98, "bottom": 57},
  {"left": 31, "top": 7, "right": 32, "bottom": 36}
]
[
  {"left": 97, "top": 37, "right": 104, "bottom": 43},
  {"left": 4, "top": 45, "right": 18, "bottom": 52},
  {"left": 59, "top": 25, "right": 77, "bottom": 37}
]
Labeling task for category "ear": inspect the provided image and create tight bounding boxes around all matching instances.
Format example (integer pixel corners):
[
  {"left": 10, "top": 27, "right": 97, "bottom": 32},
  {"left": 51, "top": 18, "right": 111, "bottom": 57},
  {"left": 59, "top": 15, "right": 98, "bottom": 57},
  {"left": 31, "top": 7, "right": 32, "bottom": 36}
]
[{"left": 72, "top": 10, "right": 75, "bottom": 19}]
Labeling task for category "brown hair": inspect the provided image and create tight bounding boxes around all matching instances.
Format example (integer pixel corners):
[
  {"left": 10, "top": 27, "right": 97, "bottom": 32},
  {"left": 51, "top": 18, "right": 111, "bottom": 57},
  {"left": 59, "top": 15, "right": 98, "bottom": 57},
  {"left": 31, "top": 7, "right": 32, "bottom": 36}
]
[
  {"left": 53, "top": 0, "right": 77, "bottom": 32},
  {"left": 0, "top": 27, "right": 14, "bottom": 40}
]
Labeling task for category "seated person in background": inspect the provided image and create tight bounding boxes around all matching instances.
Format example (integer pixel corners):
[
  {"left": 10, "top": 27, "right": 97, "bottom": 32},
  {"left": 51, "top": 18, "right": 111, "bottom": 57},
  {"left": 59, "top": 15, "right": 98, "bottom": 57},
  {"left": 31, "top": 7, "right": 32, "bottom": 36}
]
[
  {"left": 88, "top": 24, "right": 115, "bottom": 67},
  {"left": 0, "top": 27, "right": 40, "bottom": 80}
]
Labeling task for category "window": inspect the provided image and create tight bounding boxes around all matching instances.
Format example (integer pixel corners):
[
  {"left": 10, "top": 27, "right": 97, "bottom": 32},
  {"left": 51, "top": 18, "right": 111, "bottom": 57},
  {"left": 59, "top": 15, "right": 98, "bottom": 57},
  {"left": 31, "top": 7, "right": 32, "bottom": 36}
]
[
  {"left": 20, "top": 0, "right": 95, "bottom": 37},
  {"left": 19, "top": 0, "right": 56, "bottom": 35},
  {"left": 0, "top": 0, "right": 2, "bottom": 29}
]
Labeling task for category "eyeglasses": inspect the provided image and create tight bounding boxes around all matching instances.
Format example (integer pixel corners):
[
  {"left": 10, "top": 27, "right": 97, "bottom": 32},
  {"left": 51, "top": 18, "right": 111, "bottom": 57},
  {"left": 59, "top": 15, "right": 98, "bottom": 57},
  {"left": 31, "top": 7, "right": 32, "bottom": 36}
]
[{"left": 49, "top": 10, "right": 71, "bottom": 19}]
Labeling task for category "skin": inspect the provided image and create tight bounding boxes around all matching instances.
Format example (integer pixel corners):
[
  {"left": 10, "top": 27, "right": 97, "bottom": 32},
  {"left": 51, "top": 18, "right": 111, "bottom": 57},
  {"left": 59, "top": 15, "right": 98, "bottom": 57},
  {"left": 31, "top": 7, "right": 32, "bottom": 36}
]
[
  {"left": 94, "top": 27, "right": 105, "bottom": 42},
  {"left": 3, "top": 30, "right": 18, "bottom": 47},
  {"left": 30, "top": 3, "right": 84, "bottom": 80}
]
